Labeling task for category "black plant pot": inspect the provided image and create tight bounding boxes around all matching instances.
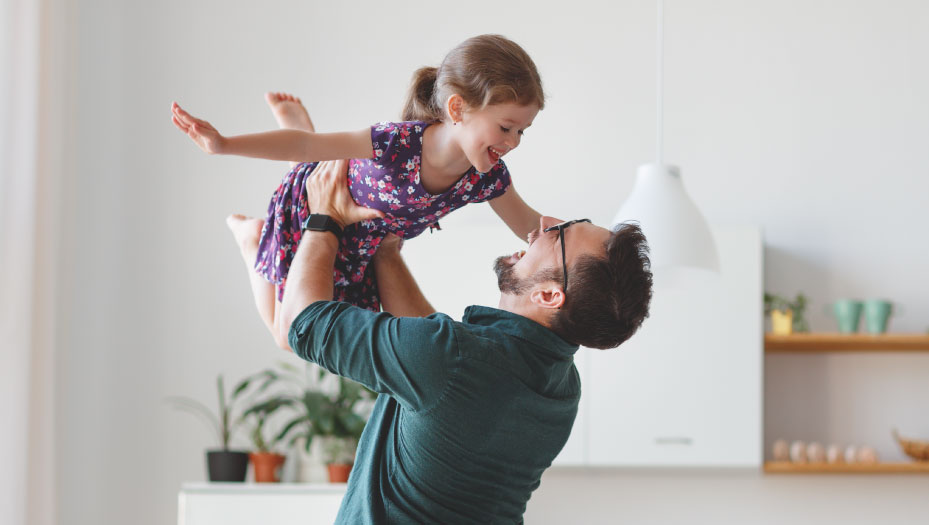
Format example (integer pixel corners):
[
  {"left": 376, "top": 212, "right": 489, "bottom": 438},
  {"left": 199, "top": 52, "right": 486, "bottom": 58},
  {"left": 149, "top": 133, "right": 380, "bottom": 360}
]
[{"left": 206, "top": 450, "right": 249, "bottom": 482}]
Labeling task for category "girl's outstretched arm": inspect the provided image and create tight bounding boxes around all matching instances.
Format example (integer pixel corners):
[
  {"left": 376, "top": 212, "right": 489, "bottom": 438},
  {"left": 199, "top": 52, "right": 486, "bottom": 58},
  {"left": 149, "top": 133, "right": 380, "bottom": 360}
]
[
  {"left": 171, "top": 102, "right": 373, "bottom": 162},
  {"left": 489, "top": 185, "right": 542, "bottom": 241}
]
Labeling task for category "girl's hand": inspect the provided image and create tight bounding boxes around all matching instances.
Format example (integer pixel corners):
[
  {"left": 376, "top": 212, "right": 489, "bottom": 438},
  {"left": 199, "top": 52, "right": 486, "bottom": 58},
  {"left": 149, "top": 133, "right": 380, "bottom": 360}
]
[{"left": 171, "top": 102, "right": 225, "bottom": 154}]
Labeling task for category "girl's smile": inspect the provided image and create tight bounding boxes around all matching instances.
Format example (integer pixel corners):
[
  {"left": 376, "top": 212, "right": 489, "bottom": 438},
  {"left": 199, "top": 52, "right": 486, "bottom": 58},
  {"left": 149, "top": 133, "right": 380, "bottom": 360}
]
[{"left": 456, "top": 101, "right": 539, "bottom": 173}]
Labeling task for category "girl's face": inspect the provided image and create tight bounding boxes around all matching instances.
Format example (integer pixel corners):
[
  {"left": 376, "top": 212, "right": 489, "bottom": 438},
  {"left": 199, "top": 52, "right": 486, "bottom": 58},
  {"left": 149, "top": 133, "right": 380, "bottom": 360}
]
[{"left": 456, "top": 101, "right": 539, "bottom": 173}]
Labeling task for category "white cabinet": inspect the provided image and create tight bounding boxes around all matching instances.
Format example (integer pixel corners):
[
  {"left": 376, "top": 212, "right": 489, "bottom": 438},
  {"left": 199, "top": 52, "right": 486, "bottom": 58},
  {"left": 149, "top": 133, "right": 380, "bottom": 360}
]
[
  {"left": 177, "top": 483, "right": 346, "bottom": 525},
  {"left": 558, "top": 226, "right": 763, "bottom": 467}
]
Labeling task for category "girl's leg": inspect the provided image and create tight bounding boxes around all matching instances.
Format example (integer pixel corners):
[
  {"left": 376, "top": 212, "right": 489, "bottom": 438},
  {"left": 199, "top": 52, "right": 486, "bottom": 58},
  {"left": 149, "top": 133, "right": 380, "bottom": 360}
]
[
  {"left": 226, "top": 214, "right": 280, "bottom": 342},
  {"left": 271, "top": 297, "right": 290, "bottom": 352},
  {"left": 265, "top": 92, "right": 315, "bottom": 169}
]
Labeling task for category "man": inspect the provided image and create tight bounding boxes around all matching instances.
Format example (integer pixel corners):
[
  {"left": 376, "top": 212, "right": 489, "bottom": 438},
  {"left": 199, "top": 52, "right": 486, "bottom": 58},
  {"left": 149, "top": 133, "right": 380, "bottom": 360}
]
[{"left": 280, "top": 160, "right": 653, "bottom": 524}]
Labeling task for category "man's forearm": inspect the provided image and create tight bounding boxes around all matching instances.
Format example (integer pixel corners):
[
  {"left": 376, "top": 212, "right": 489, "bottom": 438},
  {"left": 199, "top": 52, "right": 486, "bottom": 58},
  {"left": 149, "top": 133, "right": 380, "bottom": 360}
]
[
  {"left": 374, "top": 247, "right": 436, "bottom": 318},
  {"left": 280, "top": 231, "right": 339, "bottom": 343}
]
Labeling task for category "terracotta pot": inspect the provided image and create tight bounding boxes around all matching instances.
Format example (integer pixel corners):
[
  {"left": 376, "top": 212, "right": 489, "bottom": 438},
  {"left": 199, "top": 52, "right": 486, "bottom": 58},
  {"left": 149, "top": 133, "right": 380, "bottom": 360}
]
[
  {"left": 327, "top": 463, "right": 353, "bottom": 483},
  {"left": 249, "top": 452, "right": 286, "bottom": 483}
]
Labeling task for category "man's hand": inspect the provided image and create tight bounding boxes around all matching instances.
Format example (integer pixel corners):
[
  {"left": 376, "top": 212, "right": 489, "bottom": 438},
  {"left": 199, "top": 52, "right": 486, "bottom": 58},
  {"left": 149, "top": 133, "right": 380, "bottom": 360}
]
[
  {"left": 305, "top": 159, "right": 385, "bottom": 227},
  {"left": 172, "top": 102, "right": 226, "bottom": 154},
  {"left": 372, "top": 233, "right": 435, "bottom": 318},
  {"left": 375, "top": 232, "right": 404, "bottom": 255}
]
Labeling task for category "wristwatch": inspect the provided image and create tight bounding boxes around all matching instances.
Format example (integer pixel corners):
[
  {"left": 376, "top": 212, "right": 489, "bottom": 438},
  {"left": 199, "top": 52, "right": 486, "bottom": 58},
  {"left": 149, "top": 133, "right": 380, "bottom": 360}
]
[{"left": 301, "top": 214, "right": 344, "bottom": 239}]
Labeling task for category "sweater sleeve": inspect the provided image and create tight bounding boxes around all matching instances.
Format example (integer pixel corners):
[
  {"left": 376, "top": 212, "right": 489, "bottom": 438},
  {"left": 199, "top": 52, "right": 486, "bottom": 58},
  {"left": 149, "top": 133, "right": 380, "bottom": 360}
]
[{"left": 288, "top": 300, "right": 456, "bottom": 411}]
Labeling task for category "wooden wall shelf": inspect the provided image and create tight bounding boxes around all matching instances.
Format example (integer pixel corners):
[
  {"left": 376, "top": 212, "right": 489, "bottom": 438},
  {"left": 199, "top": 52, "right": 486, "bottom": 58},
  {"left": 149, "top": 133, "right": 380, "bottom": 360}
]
[
  {"left": 764, "top": 461, "right": 929, "bottom": 474},
  {"left": 764, "top": 333, "right": 929, "bottom": 353}
]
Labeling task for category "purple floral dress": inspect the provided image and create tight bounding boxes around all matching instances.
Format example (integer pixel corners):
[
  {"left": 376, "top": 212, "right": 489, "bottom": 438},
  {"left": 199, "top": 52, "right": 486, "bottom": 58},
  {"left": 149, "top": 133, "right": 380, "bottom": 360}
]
[{"left": 254, "top": 121, "right": 511, "bottom": 311}]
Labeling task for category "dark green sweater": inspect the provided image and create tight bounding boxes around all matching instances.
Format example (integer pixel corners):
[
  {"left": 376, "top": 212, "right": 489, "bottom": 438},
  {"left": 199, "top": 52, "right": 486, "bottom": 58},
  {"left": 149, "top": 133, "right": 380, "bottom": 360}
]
[{"left": 290, "top": 301, "right": 580, "bottom": 524}]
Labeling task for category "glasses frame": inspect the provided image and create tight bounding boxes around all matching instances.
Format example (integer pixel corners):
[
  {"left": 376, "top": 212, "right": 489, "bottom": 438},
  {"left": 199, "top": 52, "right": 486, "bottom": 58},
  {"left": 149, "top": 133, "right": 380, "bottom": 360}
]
[{"left": 542, "top": 218, "right": 592, "bottom": 293}]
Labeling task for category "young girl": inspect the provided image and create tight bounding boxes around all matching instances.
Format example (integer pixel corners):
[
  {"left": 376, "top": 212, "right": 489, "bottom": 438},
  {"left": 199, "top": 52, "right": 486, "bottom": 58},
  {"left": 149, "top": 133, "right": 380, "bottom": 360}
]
[{"left": 171, "top": 34, "right": 544, "bottom": 348}]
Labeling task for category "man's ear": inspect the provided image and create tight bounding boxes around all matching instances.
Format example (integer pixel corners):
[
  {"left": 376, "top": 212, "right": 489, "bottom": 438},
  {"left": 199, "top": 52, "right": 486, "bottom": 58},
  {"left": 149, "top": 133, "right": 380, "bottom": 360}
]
[
  {"left": 445, "top": 93, "right": 465, "bottom": 124},
  {"left": 529, "top": 285, "right": 565, "bottom": 310}
]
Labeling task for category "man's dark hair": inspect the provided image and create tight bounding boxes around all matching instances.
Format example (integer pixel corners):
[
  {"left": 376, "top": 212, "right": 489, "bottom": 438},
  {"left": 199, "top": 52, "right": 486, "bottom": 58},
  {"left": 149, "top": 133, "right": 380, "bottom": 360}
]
[{"left": 549, "top": 222, "right": 653, "bottom": 349}]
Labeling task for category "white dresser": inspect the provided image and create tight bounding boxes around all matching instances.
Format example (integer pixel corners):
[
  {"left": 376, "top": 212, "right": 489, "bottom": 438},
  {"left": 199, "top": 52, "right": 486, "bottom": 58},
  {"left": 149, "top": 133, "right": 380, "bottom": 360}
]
[{"left": 178, "top": 483, "right": 347, "bottom": 525}]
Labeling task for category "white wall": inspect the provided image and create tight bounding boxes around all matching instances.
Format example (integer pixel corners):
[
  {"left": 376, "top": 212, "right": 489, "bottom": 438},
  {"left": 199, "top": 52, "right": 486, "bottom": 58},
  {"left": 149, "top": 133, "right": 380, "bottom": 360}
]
[{"left": 49, "top": 1, "right": 929, "bottom": 524}]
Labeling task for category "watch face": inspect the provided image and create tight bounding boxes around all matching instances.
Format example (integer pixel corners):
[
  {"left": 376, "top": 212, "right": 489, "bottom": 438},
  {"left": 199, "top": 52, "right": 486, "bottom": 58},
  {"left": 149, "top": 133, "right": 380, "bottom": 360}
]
[
  {"left": 302, "top": 214, "right": 342, "bottom": 238},
  {"left": 304, "top": 214, "right": 331, "bottom": 230}
]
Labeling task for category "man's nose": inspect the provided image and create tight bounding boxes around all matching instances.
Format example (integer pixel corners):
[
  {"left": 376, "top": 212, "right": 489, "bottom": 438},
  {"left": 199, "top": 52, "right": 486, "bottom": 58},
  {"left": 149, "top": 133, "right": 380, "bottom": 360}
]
[{"left": 540, "top": 216, "right": 563, "bottom": 231}]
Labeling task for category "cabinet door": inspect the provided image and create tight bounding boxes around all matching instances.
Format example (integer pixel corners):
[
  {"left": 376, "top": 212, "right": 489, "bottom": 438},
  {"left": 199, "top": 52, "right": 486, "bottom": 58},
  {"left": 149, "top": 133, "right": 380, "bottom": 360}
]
[
  {"left": 586, "top": 226, "right": 762, "bottom": 466},
  {"left": 178, "top": 485, "right": 346, "bottom": 525}
]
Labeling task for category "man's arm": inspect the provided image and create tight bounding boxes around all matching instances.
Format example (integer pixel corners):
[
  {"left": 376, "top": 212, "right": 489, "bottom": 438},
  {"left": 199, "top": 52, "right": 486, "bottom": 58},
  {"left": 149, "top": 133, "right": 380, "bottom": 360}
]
[
  {"left": 278, "top": 229, "right": 340, "bottom": 346},
  {"left": 278, "top": 159, "right": 384, "bottom": 343},
  {"left": 373, "top": 235, "right": 436, "bottom": 318},
  {"left": 279, "top": 160, "right": 452, "bottom": 410}
]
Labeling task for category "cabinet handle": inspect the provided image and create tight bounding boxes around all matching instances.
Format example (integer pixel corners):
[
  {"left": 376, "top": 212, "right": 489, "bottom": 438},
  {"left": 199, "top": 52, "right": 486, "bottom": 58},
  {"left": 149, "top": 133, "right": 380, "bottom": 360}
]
[{"left": 655, "top": 437, "right": 693, "bottom": 446}]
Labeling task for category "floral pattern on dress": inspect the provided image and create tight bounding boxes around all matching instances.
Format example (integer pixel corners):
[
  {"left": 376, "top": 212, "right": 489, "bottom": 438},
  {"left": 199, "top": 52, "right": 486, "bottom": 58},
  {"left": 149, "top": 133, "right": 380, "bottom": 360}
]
[{"left": 254, "top": 121, "right": 511, "bottom": 311}]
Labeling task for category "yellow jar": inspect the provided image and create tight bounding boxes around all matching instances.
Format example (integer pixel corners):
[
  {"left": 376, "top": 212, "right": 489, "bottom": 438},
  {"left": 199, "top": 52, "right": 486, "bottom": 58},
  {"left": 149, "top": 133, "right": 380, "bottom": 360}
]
[{"left": 771, "top": 309, "right": 793, "bottom": 335}]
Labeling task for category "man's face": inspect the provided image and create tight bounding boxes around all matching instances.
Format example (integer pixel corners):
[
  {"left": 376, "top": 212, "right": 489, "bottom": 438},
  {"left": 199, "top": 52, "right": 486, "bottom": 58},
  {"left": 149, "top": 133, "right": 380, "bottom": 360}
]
[{"left": 494, "top": 216, "right": 612, "bottom": 296}]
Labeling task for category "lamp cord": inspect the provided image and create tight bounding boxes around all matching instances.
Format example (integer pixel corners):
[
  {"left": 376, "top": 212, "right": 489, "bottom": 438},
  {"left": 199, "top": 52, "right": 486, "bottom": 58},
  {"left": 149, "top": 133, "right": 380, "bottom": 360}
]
[{"left": 656, "top": 0, "right": 664, "bottom": 166}]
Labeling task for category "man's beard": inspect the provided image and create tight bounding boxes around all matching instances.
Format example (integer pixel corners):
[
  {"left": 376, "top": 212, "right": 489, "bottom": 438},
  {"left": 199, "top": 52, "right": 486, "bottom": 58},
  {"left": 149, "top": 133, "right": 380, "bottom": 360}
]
[{"left": 493, "top": 256, "right": 533, "bottom": 295}]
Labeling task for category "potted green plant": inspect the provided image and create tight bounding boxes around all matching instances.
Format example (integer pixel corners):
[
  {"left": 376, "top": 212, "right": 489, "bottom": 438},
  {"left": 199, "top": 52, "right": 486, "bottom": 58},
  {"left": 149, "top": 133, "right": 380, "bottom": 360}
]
[
  {"left": 166, "top": 374, "right": 253, "bottom": 482},
  {"left": 275, "top": 364, "right": 372, "bottom": 483},
  {"left": 313, "top": 376, "right": 369, "bottom": 483},
  {"left": 764, "top": 292, "right": 809, "bottom": 334},
  {"left": 241, "top": 391, "right": 294, "bottom": 483}
]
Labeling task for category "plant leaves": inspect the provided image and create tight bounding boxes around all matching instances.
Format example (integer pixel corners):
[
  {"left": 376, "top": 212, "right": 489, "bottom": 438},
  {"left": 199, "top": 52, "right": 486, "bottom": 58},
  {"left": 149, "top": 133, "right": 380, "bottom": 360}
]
[{"left": 165, "top": 396, "right": 222, "bottom": 446}]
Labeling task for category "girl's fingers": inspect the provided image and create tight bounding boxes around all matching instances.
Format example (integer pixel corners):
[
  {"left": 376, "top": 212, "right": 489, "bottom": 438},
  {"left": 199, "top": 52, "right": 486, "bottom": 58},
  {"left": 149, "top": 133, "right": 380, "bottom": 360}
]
[
  {"left": 174, "top": 109, "right": 192, "bottom": 126},
  {"left": 172, "top": 115, "right": 188, "bottom": 131},
  {"left": 174, "top": 105, "right": 197, "bottom": 126}
]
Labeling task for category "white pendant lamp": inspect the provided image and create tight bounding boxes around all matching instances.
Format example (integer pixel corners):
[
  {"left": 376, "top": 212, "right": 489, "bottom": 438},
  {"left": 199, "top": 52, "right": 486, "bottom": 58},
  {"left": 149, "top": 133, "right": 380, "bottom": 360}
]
[{"left": 612, "top": 0, "right": 719, "bottom": 272}]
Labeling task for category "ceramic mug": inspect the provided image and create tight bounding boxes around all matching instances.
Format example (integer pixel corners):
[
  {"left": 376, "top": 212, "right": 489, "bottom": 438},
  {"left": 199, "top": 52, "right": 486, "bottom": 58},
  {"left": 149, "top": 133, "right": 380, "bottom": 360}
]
[
  {"left": 863, "top": 300, "right": 893, "bottom": 334},
  {"left": 830, "top": 299, "right": 863, "bottom": 333}
]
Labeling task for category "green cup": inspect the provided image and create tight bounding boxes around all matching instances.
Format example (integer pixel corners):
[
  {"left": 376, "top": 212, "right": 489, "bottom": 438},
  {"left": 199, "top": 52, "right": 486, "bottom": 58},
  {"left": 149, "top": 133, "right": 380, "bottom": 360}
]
[
  {"left": 832, "top": 300, "right": 862, "bottom": 333},
  {"left": 863, "top": 300, "right": 893, "bottom": 334}
]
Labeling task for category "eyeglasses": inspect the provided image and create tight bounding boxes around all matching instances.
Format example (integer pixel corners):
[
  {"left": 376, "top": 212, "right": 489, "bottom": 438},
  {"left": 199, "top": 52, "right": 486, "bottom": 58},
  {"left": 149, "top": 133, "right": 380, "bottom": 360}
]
[{"left": 542, "top": 218, "right": 591, "bottom": 292}]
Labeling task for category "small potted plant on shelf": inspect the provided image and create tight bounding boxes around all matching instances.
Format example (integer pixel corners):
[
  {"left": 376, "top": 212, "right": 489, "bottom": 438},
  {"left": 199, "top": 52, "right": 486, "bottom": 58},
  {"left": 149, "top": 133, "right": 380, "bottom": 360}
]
[
  {"left": 263, "top": 362, "right": 324, "bottom": 482},
  {"left": 318, "top": 376, "right": 370, "bottom": 483},
  {"left": 764, "top": 292, "right": 809, "bottom": 335},
  {"left": 241, "top": 391, "right": 294, "bottom": 483},
  {"left": 166, "top": 374, "right": 253, "bottom": 482},
  {"left": 321, "top": 433, "right": 360, "bottom": 483},
  {"left": 276, "top": 364, "right": 372, "bottom": 483}
]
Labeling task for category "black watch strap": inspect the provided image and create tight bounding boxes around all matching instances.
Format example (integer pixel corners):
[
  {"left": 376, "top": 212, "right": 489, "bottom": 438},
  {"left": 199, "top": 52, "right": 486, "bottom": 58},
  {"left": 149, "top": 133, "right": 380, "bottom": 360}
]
[{"left": 301, "top": 214, "right": 343, "bottom": 239}]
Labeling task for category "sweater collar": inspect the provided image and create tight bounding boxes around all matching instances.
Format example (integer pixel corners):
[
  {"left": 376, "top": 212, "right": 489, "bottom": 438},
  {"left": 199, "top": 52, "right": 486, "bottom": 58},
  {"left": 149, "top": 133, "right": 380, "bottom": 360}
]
[{"left": 462, "top": 305, "right": 579, "bottom": 359}]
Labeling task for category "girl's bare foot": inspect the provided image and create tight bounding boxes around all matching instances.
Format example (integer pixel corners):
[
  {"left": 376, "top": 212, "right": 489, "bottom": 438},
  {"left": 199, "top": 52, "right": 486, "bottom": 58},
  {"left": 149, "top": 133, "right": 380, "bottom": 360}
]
[
  {"left": 265, "top": 92, "right": 315, "bottom": 132},
  {"left": 226, "top": 213, "right": 265, "bottom": 261}
]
